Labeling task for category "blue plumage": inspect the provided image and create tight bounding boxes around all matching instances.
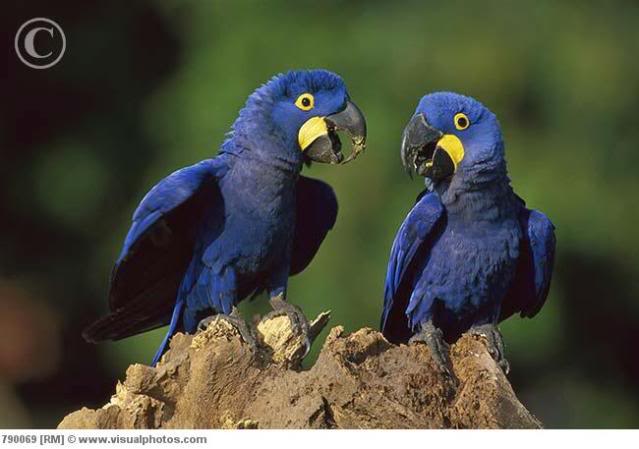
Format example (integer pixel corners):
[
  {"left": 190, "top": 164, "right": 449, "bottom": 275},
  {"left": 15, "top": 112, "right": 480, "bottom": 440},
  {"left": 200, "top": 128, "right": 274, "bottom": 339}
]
[
  {"left": 83, "top": 70, "right": 366, "bottom": 365},
  {"left": 382, "top": 92, "right": 555, "bottom": 368}
]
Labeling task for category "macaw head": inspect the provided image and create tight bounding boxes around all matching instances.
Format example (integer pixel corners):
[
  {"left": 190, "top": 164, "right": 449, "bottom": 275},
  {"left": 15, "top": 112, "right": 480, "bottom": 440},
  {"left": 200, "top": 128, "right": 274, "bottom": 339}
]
[
  {"left": 401, "top": 92, "right": 505, "bottom": 184},
  {"left": 230, "top": 70, "right": 366, "bottom": 167}
]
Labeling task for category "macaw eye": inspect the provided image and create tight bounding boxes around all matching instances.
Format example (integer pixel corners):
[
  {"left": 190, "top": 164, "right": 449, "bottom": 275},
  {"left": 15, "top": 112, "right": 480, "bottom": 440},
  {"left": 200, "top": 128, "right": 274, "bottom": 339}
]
[
  {"left": 454, "top": 112, "right": 470, "bottom": 130},
  {"left": 295, "top": 93, "right": 314, "bottom": 111}
]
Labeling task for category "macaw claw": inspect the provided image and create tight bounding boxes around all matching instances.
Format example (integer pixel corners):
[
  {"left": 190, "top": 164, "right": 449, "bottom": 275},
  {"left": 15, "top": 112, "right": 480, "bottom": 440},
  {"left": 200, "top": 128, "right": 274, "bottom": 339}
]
[
  {"left": 468, "top": 324, "right": 510, "bottom": 375},
  {"left": 409, "top": 320, "right": 455, "bottom": 379},
  {"left": 197, "top": 306, "right": 257, "bottom": 350},
  {"left": 265, "top": 294, "right": 312, "bottom": 356}
]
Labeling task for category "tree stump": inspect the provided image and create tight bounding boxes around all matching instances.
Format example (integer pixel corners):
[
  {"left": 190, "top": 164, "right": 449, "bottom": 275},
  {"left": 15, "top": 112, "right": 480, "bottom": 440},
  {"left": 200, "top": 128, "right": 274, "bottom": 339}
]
[{"left": 59, "top": 312, "right": 540, "bottom": 429}]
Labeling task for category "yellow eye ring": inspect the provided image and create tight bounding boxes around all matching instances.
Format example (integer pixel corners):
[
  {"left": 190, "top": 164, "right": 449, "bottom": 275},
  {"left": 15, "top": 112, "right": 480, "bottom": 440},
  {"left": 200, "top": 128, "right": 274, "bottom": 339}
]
[
  {"left": 295, "top": 93, "right": 315, "bottom": 111},
  {"left": 454, "top": 112, "right": 470, "bottom": 130}
]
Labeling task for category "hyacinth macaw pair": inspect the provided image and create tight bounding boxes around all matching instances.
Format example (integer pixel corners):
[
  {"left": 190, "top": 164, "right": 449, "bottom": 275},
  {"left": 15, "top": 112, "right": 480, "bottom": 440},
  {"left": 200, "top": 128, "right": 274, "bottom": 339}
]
[{"left": 84, "top": 70, "right": 555, "bottom": 372}]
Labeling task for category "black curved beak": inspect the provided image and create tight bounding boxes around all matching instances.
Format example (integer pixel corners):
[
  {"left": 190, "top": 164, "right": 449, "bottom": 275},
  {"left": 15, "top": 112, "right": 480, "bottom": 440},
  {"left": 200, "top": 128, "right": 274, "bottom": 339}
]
[
  {"left": 304, "top": 100, "right": 367, "bottom": 165},
  {"left": 401, "top": 113, "right": 455, "bottom": 180},
  {"left": 326, "top": 100, "right": 367, "bottom": 164}
]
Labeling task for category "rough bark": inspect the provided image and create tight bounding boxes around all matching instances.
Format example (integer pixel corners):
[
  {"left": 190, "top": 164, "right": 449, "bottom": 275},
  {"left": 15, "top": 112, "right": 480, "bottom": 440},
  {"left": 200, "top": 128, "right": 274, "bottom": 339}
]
[{"left": 59, "top": 312, "right": 540, "bottom": 429}]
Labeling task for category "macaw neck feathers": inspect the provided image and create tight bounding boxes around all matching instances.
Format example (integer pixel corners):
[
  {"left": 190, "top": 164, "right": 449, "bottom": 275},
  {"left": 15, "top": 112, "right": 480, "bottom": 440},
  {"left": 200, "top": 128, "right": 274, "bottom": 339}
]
[
  {"left": 220, "top": 139, "right": 302, "bottom": 175},
  {"left": 436, "top": 167, "right": 517, "bottom": 225},
  {"left": 221, "top": 105, "right": 302, "bottom": 174}
]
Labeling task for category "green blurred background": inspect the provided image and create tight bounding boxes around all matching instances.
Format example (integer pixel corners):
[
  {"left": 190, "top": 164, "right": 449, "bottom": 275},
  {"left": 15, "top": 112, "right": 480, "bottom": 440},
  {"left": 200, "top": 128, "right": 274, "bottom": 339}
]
[{"left": 2, "top": 0, "right": 639, "bottom": 428}]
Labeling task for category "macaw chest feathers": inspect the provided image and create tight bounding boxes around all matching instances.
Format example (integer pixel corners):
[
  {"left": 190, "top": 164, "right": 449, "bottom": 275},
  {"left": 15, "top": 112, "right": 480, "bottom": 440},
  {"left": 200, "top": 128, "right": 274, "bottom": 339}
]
[{"left": 419, "top": 221, "right": 521, "bottom": 312}]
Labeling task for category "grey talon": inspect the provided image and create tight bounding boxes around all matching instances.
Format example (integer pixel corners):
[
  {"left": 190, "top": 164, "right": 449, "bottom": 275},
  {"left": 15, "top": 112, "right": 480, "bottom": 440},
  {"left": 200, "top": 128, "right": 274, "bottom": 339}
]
[
  {"left": 469, "top": 323, "right": 510, "bottom": 375},
  {"left": 197, "top": 309, "right": 257, "bottom": 349},
  {"left": 266, "top": 295, "right": 311, "bottom": 353},
  {"left": 410, "top": 320, "right": 454, "bottom": 378}
]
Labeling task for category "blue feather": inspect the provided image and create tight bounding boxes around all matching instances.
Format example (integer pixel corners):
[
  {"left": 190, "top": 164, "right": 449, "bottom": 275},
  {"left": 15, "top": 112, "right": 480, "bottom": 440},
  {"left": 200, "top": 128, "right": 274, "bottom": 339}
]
[{"left": 381, "top": 192, "right": 443, "bottom": 337}]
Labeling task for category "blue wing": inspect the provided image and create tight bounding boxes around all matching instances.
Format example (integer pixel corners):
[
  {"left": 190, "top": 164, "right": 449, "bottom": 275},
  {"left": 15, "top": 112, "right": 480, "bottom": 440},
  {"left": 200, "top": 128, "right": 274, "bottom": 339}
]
[
  {"left": 500, "top": 207, "right": 556, "bottom": 320},
  {"left": 290, "top": 176, "right": 338, "bottom": 275},
  {"left": 381, "top": 191, "right": 444, "bottom": 342},
  {"left": 83, "top": 158, "right": 229, "bottom": 342}
]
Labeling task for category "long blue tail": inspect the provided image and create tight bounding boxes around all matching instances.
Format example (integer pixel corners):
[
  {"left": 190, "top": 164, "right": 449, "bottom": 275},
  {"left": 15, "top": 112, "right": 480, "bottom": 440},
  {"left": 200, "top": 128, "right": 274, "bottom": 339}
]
[{"left": 151, "top": 298, "right": 184, "bottom": 366}]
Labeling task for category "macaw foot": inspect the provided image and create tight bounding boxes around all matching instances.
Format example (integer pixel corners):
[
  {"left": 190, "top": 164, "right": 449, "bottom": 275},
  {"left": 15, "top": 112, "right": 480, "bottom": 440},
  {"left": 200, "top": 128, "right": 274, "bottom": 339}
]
[
  {"left": 197, "top": 306, "right": 257, "bottom": 349},
  {"left": 265, "top": 294, "right": 311, "bottom": 356},
  {"left": 468, "top": 324, "right": 510, "bottom": 375},
  {"left": 409, "top": 321, "right": 454, "bottom": 378}
]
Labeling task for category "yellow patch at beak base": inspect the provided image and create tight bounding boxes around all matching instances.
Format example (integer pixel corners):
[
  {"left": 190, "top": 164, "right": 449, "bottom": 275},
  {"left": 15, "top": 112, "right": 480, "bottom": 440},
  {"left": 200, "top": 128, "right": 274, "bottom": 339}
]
[
  {"left": 298, "top": 116, "right": 328, "bottom": 151},
  {"left": 437, "top": 134, "right": 465, "bottom": 169}
]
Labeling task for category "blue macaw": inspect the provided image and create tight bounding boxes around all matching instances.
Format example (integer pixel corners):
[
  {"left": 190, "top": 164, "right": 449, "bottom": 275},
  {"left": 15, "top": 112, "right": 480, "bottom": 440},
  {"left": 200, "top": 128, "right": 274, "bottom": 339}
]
[
  {"left": 381, "top": 92, "right": 555, "bottom": 373},
  {"left": 83, "top": 70, "right": 367, "bottom": 365}
]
